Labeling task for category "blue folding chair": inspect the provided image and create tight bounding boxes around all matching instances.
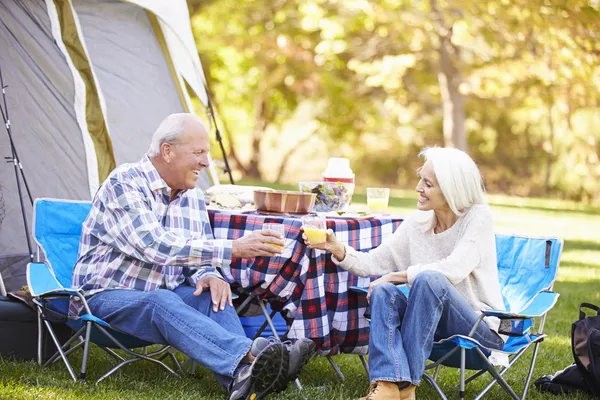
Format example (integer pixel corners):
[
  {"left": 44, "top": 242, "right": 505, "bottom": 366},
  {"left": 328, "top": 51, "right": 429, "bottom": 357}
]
[
  {"left": 27, "top": 198, "right": 183, "bottom": 383},
  {"left": 352, "top": 233, "right": 563, "bottom": 400}
]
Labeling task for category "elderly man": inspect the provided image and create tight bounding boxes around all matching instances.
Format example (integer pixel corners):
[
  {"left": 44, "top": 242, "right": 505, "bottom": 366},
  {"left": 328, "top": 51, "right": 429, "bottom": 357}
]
[{"left": 71, "top": 113, "right": 314, "bottom": 400}]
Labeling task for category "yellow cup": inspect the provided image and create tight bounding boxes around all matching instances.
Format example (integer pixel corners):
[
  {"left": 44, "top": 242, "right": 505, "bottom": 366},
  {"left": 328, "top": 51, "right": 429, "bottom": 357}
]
[
  {"left": 301, "top": 214, "right": 327, "bottom": 244},
  {"left": 304, "top": 227, "right": 327, "bottom": 243},
  {"left": 367, "top": 188, "right": 390, "bottom": 215}
]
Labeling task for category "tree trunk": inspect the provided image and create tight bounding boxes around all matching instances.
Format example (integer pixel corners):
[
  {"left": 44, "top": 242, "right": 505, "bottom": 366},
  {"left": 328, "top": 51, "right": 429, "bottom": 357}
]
[
  {"left": 437, "top": 36, "right": 467, "bottom": 151},
  {"left": 246, "top": 96, "right": 267, "bottom": 180},
  {"left": 430, "top": 0, "right": 467, "bottom": 151},
  {"left": 544, "top": 89, "right": 555, "bottom": 196},
  {"left": 275, "top": 134, "right": 315, "bottom": 182}
]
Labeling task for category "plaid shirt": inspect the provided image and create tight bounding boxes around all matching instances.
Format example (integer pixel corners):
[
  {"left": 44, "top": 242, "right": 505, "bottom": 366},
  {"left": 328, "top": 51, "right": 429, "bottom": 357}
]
[{"left": 70, "top": 155, "right": 232, "bottom": 315}]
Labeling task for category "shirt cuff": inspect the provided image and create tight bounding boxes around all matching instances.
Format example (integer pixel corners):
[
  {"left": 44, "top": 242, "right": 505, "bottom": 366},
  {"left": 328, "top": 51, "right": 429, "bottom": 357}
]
[
  {"left": 406, "top": 264, "right": 421, "bottom": 285},
  {"left": 187, "top": 269, "right": 223, "bottom": 286},
  {"left": 331, "top": 244, "right": 352, "bottom": 267}
]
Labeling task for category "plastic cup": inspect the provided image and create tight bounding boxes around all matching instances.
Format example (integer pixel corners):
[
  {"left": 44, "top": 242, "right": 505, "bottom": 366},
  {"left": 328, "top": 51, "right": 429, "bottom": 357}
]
[
  {"left": 367, "top": 188, "right": 390, "bottom": 215},
  {"left": 263, "top": 223, "right": 285, "bottom": 248},
  {"left": 301, "top": 214, "right": 327, "bottom": 244}
]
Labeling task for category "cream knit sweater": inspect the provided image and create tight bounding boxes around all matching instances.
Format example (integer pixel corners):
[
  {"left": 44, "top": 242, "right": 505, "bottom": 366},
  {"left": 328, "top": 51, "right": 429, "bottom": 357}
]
[{"left": 333, "top": 204, "right": 505, "bottom": 336}]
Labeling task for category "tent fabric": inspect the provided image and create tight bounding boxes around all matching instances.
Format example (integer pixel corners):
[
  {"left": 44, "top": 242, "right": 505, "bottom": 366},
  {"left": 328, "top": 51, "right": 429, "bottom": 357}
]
[
  {"left": 0, "top": 0, "right": 219, "bottom": 292},
  {"left": 71, "top": 0, "right": 185, "bottom": 165},
  {"left": 47, "top": 0, "right": 116, "bottom": 184},
  {"left": 123, "top": 0, "right": 209, "bottom": 106},
  {"left": 0, "top": 0, "right": 91, "bottom": 278}
]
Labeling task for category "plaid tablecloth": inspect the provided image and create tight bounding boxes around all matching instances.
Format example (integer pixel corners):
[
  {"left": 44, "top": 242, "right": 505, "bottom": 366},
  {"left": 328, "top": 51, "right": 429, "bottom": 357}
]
[{"left": 209, "top": 210, "right": 403, "bottom": 355}]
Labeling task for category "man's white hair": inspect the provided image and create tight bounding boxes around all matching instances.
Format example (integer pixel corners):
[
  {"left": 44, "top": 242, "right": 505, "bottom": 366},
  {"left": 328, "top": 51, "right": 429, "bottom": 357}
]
[
  {"left": 419, "top": 147, "right": 486, "bottom": 216},
  {"left": 147, "top": 113, "right": 205, "bottom": 156}
]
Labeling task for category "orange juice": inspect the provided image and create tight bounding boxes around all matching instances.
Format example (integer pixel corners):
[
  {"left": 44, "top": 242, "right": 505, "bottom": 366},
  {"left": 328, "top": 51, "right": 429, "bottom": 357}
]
[
  {"left": 304, "top": 227, "right": 327, "bottom": 243},
  {"left": 368, "top": 198, "right": 388, "bottom": 214}
]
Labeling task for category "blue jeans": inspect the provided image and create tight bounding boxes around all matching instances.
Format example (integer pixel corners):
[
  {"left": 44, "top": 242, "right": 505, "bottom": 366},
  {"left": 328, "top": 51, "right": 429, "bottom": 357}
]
[
  {"left": 87, "top": 285, "right": 252, "bottom": 388},
  {"left": 368, "top": 270, "right": 504, "bottom": 385}
]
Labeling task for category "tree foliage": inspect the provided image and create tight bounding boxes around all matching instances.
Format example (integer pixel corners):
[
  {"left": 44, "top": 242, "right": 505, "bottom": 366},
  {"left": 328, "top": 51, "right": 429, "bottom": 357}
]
[{"left": 191, "top": 0, "right": 600, "bottom": 203}]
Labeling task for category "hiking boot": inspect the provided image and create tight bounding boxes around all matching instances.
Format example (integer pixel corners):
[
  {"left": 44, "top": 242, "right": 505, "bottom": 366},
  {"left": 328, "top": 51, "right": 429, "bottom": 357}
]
[
  {"left": 399, "top": 384, "right": 416, "bottom": 400},
  {"left": 228, "top": 341, "right": 289, "bottom": 400},
  {"left": 285, "top": 338, "right": 316, "bottom": 381},
  {"left": 252, "top": 337, "right": 316, "bottom": 381},
  {"left": 359, "top": 381, "right": 401, "bottom": 400}
]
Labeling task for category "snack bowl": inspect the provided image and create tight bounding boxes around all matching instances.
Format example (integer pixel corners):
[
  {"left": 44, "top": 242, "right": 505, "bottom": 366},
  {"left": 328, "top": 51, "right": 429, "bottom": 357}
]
[
  {"left": 298, "top": 181, "right": 353, "bottom": 212},
  {"left": 253, "top": 189, "right": 316, "bottom": 214}
]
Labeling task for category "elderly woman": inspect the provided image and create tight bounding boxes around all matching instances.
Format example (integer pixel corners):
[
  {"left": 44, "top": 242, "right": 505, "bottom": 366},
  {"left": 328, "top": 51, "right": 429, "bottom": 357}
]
[{"left": 305, "top": 147, "right": 505, "bottom": 400}]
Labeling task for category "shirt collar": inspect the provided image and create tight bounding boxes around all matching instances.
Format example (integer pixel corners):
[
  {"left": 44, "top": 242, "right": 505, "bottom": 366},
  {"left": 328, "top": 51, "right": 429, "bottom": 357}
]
[{"left": 139, "top": 154, "right": 169, "bottom": 193}]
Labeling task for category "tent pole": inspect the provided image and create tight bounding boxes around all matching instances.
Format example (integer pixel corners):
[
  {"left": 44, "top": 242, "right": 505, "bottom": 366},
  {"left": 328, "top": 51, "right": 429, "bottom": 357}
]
[
  {"left": 0, "top": 62, "right": 34, "bottom": 262},
  {"left": 204, "top": 84, "right": 234, "bottom": 185}
]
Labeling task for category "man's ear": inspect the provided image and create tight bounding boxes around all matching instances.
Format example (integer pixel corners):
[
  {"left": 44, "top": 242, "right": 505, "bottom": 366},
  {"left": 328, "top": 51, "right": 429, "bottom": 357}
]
[{"left": 160, "top": 142, "right": 172, "bottom": 163}]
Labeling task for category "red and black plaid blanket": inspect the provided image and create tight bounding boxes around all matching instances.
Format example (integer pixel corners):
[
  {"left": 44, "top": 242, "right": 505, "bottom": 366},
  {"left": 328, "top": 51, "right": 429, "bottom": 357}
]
[{"left": 209, "top": 211, "right": 403, "bottom": 355}]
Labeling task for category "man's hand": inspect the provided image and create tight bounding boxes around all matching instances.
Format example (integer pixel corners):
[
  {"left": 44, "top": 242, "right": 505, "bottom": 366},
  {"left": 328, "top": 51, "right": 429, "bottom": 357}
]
[
  {"left": 194, "top": 276, "right": 232, "bottom": 312},
  {"left": 232, "top": 230, "right": 284, "bottom": 258},
  {"left": 366, "top": 271, "right": 408, "bottom": 302}
]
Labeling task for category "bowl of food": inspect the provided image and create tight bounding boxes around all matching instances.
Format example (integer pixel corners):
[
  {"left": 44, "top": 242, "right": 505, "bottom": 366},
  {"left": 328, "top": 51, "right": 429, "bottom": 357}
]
[
  {"left": 253, "top": 189, "right": 316, "bottom": 214},
  {"left": 298, "top": 181, "right": 353, "bottom": 212}
]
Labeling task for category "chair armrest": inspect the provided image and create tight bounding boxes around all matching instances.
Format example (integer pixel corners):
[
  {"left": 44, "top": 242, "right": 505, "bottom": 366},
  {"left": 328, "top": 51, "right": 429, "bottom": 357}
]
[
  {"left": 27, "top": 262, "right": 82, "bottom": 297},
  {"left": 482, "top": 291, "right": 559, "bottom": 319},
  {"left": 349, "top": 286, "right": 368, "bottom": 295}
]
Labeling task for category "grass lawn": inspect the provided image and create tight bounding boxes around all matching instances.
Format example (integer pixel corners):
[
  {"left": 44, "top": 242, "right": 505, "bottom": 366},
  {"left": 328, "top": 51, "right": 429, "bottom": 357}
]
[{"left": 1, "top": 185, "right": 598, "bottom": 399}]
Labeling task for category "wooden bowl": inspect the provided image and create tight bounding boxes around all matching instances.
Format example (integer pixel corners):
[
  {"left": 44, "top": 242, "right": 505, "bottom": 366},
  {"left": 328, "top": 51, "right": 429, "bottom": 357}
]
[{"left": 253, "top": 190, "right": 316, "bottom": 214}]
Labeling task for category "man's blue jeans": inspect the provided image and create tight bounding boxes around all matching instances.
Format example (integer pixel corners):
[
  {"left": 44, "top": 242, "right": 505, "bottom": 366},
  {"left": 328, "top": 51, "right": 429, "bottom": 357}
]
[
  {"left": 368, "top": 270, "right": 504, "bottom": 385},
  {"left": 87, "top": 285, "right": 252, "bottom": 388}
]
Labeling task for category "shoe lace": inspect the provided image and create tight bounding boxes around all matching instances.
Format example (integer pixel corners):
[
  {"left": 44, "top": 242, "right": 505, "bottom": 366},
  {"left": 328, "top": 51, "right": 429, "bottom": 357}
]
[{"left": 365, "top": 382, "right": 380, "bottom": 399}]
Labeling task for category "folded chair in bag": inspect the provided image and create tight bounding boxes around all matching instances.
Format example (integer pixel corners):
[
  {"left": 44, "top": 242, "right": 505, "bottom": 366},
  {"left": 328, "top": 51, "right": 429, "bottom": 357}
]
[
  {"left": 352, "top": 234, "right": 563, "bottom": 400},
  {"left": 27, "top": 198, "right": 183, "bottom": 383}
]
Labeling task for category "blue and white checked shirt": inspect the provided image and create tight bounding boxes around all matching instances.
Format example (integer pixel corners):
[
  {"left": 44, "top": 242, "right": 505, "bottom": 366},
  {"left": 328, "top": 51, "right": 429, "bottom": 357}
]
[{"left": 70, "top": 155, "right": 232, "bottom": 315}]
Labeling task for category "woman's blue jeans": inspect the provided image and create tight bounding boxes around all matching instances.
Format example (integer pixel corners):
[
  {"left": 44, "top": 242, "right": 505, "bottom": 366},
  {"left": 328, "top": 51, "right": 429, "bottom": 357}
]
[
  {"left": 87, "top": 285, "right": 252, "bottom": 388},
  {"left": 368, "top": 270, "right": 504, "bottom": 385}
]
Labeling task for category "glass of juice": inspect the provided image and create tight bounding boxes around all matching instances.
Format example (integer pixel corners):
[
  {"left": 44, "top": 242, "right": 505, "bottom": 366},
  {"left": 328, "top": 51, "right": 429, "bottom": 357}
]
[
  {"left": 367, "top": 188, "right": 390, "bottom": 215},
  {"left": 301, "top": 214, "right": 328, "bottom": 244},
  {"left": 263, "top": 223, "right": 285, "bottom": 248}
]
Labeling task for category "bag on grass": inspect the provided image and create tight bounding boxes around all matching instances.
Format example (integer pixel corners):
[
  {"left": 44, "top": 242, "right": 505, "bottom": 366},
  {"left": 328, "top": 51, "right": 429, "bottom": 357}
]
[{"left": 534, "top": 302, "right": 600, "bottom": 398}]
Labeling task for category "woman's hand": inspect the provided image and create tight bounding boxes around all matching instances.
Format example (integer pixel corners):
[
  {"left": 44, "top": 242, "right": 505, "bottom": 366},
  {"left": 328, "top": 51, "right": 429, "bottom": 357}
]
[
  {"left": 302, "top": 228, "right": 346, "bottom": 260},
  {"left": 367, "top": 271, "right": 408, "bottom": 302}
]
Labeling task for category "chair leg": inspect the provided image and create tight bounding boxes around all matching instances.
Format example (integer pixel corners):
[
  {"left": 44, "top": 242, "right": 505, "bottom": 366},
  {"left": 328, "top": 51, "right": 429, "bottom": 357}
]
[
  {"left": 433, "top": 365, "right": 441, "bottom": 380},
  {"left": 37, "top": 311, "right": 44, "bottom": 365},
  {"left": 422, "top": 373, "right": 448, "bottom": 400},
  {"left": 359, "top": 355, "right": 369, "bottom": 374},
  {"left": 475, "top": 348, "right": 519, "bottom": 400},
  {"left": 521, "top": 341, "right": 542, "bottom": 400},
  {"left": 80, "top": 321, "right": 93, "bottom": 380},
  {"left": 42, "top": 320, "right": 77, "bottom": 382},
  {"left": 459, "top": 348, "right": 466, "bottom": 400},
  {"left": 327, "top": 355, "right": 345, "bottom": 381}
]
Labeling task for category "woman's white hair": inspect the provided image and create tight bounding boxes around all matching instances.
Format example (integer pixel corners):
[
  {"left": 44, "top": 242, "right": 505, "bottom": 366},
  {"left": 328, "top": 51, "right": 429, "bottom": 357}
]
[
  {"left": 419, "top": 147, "right": 486, "bottom": 216},
  {"left": 147, "top": 113, "right": 200, "bottom": 156}
]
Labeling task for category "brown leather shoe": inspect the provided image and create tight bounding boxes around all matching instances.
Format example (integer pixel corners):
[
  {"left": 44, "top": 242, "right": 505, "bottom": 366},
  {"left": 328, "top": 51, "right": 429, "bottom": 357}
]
[
  {"left": 359, "top": 381, "right": 401, "bottom": 400},
  {"left": 399, "top": 384, "right": 416, "bottom": 400}
]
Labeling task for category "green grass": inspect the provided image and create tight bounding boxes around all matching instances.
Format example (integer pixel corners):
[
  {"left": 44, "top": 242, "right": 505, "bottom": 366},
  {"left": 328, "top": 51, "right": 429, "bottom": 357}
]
[{"left": 1, "top": 186, "right": 598, "bottom": 399}]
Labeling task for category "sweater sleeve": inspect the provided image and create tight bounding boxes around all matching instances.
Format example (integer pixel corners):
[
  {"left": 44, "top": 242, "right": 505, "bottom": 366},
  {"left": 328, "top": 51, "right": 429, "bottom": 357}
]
[
  {"left": 406, "top": 208, "right": 493, "bottom": 285},
  {"left": 331, "top": 217, "right": 412, "bottom": 277}
]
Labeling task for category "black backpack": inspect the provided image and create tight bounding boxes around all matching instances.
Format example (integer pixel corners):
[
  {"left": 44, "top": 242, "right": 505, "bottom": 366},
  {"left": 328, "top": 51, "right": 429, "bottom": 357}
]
[{"left": 535, "top": 303, "right": 600, "bottom": 397}]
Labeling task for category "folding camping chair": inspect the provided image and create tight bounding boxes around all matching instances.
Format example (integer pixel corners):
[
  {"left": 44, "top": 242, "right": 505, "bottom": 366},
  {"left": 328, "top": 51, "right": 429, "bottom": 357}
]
[
  {"left": 27, "top": 198, "right": 183, "bottom": 383},
  {"left": 351, "top": 233, "right": 563, "bottom": 400}
]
